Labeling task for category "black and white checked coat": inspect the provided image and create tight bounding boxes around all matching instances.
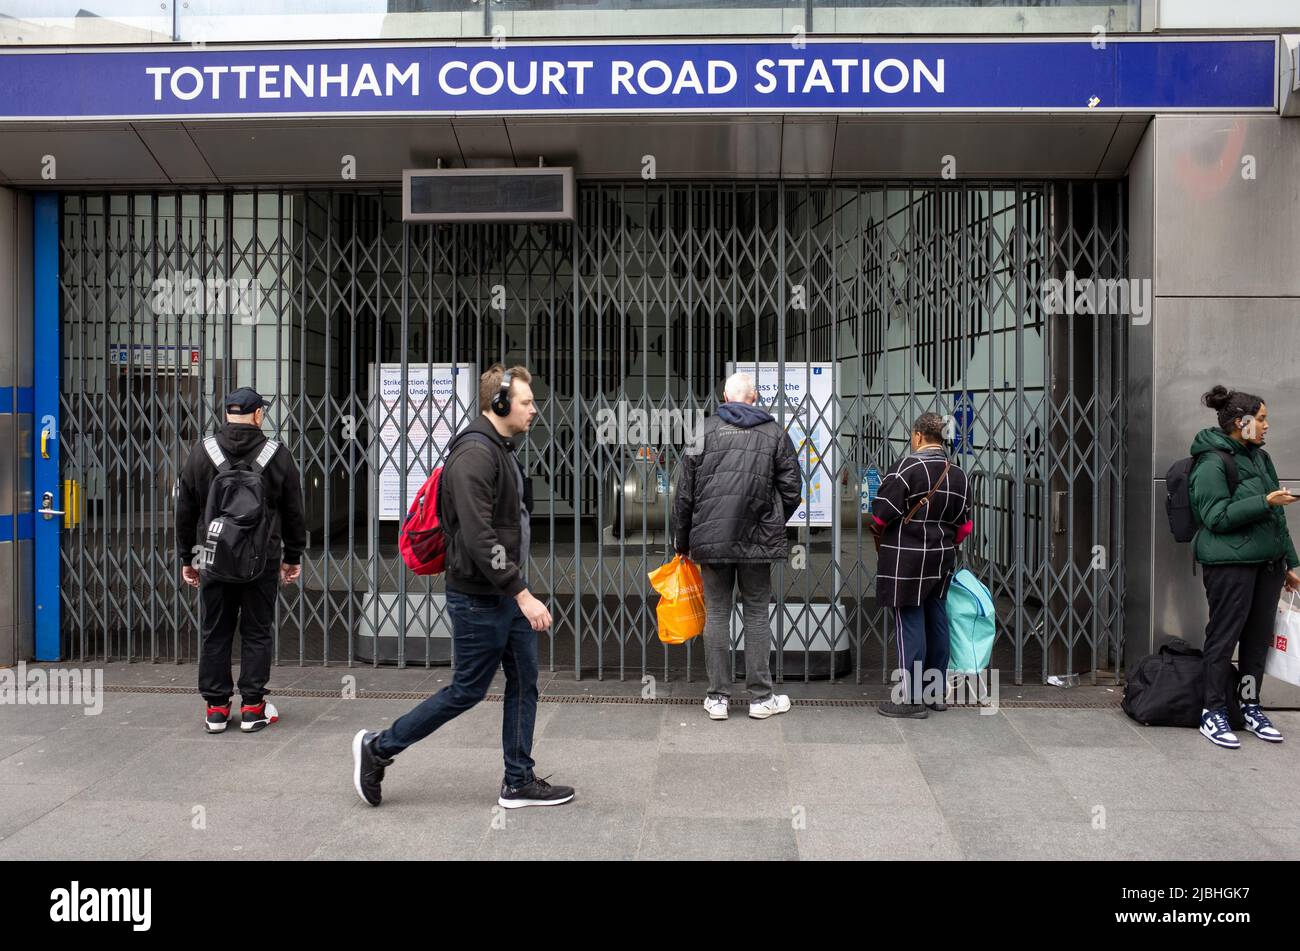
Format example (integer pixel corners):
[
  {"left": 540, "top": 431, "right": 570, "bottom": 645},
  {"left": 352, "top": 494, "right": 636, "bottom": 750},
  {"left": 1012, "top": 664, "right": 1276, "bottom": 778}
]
[{"left": 872, "top": 446, "right": 972, "bottom": 608}]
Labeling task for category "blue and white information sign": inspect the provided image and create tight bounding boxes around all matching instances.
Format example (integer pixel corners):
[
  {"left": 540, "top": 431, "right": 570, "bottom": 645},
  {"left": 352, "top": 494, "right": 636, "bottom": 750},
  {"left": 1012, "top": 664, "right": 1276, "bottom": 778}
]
[{"left": 0, "top": 37, "right": 1277, "bottom": 120}]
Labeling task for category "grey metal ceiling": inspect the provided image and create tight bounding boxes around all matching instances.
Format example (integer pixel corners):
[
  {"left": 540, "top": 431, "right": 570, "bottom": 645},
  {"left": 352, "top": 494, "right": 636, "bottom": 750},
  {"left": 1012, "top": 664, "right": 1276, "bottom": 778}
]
[{"left": 0, "top": 113, "right": 1148, "bottom": 186}]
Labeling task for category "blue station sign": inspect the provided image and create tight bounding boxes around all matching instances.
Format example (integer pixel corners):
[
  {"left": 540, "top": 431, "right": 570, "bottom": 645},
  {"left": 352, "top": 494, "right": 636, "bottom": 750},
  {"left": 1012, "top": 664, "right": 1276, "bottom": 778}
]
[{"left": 0, "top": 36, "right": 1278, "bottom": 120}]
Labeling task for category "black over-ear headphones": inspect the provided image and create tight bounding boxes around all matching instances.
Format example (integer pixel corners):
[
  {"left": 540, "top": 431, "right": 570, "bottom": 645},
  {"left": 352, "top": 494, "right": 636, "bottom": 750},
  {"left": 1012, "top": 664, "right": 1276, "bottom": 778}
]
[{"left": 490, "top": 368, "right": 513, "bottom": 417}]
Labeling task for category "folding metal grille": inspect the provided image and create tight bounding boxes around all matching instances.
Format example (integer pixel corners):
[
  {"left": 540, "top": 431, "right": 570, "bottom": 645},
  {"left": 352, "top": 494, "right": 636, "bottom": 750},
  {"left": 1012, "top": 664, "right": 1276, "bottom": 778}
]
[{"left": 57, "top": 182, "right": 1126, "bottom": 685}]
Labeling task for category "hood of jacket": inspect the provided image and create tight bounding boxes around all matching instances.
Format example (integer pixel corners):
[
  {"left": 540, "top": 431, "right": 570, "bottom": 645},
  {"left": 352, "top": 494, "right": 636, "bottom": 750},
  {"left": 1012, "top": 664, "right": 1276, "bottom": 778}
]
[
  {"left": 717, "top": 401, "right": 775, "bottom": 428},
  {"left": 217, "top": 422, "right": 269, "bottom": 460},
  {"left": 1190, "top": 426, "right": 1253, "bottom": 459}
]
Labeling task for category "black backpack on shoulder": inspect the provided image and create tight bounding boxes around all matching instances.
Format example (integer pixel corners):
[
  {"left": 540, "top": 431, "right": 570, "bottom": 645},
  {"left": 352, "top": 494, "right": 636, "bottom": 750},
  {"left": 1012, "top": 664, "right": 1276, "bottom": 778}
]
[
  {"left": 1165, "top": 449, "right": 1238, "bottom": 543},
  {"left": 199, "top": 435, "right": 281, "bottom": 583}
]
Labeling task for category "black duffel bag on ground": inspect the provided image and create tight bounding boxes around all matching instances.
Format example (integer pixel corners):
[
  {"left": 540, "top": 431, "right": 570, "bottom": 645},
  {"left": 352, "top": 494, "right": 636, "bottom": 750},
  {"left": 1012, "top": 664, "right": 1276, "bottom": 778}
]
[{"left": 1122, "top": 637, "right": 1246, "bottom": 730}]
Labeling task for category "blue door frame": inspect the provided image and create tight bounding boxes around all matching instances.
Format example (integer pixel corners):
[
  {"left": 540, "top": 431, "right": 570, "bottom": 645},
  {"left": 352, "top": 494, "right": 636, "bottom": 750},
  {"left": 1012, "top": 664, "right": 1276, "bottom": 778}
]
[{"left": 33, "top": 192, "right": 60, "bottom": 661}]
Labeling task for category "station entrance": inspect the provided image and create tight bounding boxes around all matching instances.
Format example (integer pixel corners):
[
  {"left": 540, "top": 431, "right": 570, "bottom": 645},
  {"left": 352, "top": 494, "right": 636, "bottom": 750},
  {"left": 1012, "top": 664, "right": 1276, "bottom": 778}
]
[{"left": 56, "top": 181, "right": 1126, "bottom": 684}]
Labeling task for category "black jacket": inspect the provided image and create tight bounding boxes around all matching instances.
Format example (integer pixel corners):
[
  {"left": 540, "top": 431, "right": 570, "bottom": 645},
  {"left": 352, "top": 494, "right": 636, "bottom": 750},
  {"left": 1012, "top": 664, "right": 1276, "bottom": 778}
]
[
  {"left": 872, "top": 446, "right": 971, "bottom": 607},
  {"left": 673, "top": 402, "right": 803, "bottom": 563},
  {"left": 176, "top": 423, "right": 307, "bottom": 570},
  {"left": 438, "top": 414, "right": 532, "bottom": 598}
]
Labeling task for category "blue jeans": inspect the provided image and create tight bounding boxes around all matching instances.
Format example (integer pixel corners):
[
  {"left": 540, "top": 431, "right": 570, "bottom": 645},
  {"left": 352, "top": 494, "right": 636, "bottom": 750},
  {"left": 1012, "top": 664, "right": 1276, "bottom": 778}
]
[
  {"left": 374, "top": 590, "right": 539, "bottom": 786},
  {"left": 893, "top": 596, "right": 951, "bottom": 705}
]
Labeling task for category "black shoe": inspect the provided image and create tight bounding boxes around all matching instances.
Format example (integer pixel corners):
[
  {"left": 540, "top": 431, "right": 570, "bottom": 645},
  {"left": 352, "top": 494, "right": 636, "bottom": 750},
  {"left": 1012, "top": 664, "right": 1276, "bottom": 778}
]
[
  {"left": 352, "top": 730, "right": 393, "bottom": 807},
  {"left": 925, "top": 700, "right": 948, "bottom": 712},
  {"left": 498, "top": 775, "right": 575, "bottom": 809},
  {"left": 204, "top": 702, "right": 231, "bottom": 734},
  {"left": 239, "top": 700, "right": 279, "bottom": 733},
  {"left": 878, "top": 701, "right": 929, "bottom": 719}
]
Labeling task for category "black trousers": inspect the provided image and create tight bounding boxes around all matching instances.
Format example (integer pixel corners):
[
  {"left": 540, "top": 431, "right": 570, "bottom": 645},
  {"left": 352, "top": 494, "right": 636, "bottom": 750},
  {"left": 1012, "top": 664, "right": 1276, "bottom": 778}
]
[
  {"left": 198, "top": 569, "right": 278, "bottom": 706},
  {"left": 1200, "top": 559, "right": 1285, "bottom": 711}
]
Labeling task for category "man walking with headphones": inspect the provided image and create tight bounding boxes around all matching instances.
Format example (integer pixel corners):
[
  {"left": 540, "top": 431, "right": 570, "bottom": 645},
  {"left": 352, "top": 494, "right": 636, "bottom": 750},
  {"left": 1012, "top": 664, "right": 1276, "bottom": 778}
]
[{"left": 352, "top": 364, "right": 574, "bottom": 809}]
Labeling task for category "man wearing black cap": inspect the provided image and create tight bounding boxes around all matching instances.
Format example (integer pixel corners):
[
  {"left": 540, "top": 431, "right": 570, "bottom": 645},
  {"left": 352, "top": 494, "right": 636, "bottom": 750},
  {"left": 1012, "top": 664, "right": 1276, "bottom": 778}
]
[{"left": 177, "top": 387, "right": 307, "bottom": 734}]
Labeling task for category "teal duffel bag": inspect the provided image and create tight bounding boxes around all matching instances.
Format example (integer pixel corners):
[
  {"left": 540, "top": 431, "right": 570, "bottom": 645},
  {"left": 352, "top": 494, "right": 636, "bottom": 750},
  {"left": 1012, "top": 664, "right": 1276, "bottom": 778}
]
[{"left": 946, "top": 568, "right": 995, "bottom": 673}]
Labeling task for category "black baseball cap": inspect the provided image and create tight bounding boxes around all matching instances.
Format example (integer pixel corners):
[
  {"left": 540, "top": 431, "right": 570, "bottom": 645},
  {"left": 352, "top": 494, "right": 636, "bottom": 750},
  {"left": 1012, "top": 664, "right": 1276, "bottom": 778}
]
[{"left": 224, "top": 387, "right": 273, "bottom": 414}]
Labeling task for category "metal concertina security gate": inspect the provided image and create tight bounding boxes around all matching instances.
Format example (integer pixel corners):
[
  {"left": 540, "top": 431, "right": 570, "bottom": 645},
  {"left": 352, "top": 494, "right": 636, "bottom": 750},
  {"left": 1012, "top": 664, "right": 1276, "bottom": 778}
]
[{"left": 56, "top": 181, "right": 1126, "bottom": 685}]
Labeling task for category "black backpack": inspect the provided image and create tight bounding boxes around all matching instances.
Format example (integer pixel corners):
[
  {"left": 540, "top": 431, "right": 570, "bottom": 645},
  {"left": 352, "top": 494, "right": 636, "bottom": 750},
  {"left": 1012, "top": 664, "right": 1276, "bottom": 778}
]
[
  {"left": 1165, "top": 449, "right": 1238, "bottom": 543},
  {"left": 1122, "top": 637, "right": 1246, "bottom": 730},
  {"left": 199, "top": 435, "right": 281, "bottom": 583}
]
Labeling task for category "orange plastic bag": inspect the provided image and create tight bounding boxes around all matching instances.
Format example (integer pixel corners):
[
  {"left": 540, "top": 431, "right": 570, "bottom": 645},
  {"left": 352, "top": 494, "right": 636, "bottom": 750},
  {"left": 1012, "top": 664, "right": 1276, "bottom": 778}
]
[{"left": 648, "top": 554, "right": 706, "bottom": 645}]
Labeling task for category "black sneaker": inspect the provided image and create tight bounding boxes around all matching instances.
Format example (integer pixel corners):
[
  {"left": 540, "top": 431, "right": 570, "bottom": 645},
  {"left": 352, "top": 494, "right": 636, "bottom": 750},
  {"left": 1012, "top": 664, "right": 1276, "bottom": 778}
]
[
  {"left": 878, "top": 701, "right": 929, "bottom": 719},
  {"left": 498, "top": 775, "right": 575, "bottom": 809},
  {"left": 925, "top": 700, "right": 949, "bottom": 712},
  {"left": 352, "top": 730, "right": 393, "bottom": 807},
  {"left": 205, "top": 703, "right": 231, "bottom": 734},
  {"left": 239, "top": 700, "right": 279, "bottom": 733}
]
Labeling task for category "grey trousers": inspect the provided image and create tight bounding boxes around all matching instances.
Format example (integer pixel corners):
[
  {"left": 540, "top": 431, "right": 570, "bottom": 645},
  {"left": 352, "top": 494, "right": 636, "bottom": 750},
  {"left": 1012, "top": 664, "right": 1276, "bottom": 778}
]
[{"left": 700, "top": 562, "right": 774, "bottom": 701}]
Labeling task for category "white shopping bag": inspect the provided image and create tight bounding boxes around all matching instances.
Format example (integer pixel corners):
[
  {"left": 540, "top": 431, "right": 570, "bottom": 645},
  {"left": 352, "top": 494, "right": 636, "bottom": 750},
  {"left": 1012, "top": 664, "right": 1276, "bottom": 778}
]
[{"left": 1267, "top": 590, "right": 1300, "bottom": 687}]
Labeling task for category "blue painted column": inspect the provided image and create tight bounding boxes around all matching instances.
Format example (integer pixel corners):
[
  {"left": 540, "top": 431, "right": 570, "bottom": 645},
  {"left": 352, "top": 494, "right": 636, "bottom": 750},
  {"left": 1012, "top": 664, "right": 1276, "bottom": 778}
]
[{"left": 33, "top": 193, "right": 60, "bottom": 661}]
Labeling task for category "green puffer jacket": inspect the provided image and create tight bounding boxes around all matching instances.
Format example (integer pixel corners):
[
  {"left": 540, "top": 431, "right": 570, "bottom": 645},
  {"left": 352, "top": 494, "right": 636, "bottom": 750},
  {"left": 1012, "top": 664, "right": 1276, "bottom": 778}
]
[{"left": 1187, "top": 427, "right": 1299, "bottom": 568}]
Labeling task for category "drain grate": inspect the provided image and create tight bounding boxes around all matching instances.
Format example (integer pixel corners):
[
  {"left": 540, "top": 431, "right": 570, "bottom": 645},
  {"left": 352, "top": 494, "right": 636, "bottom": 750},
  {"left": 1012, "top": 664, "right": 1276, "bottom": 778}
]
[{"left": 100, "top": 683, "right": 1127, "bottom": 709}]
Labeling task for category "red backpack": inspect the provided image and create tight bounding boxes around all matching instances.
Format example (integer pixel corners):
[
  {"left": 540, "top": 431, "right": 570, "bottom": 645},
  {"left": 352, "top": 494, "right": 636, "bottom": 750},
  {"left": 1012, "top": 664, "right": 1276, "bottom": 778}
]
[{"left": 398, "top": 432, "right": 493, "bottom": 575}]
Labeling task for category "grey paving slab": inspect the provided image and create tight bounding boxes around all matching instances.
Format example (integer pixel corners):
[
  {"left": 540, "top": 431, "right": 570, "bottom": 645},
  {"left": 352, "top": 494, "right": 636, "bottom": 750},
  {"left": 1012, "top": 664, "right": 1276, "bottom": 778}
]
[
  {"left": 1003, "top": 708, "right": 1150, "bottom": 750},
  {"left": 0, "top": 798, "right": 195, "bottom": 860},
  {"left": 786, "top": 745, "right": 933, "bottom": 809},
  {"left": 1244, "top": 819, "right": 1300, "bottom": 859},
  {"left": 779, "top": 705, "right": 906, "bottom": 745},
  {"left": 638, "top": 817, "right": 799, "bottom": 861},
  {"left": 896, "top": 709, "right": 1038, "bottom": 759},
  {"left": 135, "top": 793, "right": 351, "bottom": 861},
  {"left": 1034, "top": 747, "right": 1223, "bottom": 813},
  {"left": 0, "top": 782, "right": 82, "bottom": 840},
  {"left": 916, "top": 752, "right": 1085, "bottom": 820},
  {"left": 540, "top": 702, "right": 664, "bottom": 741},
  {"left": 75, "top": 733, "right": 290, "bottom": 802},
  {"left": 308, "top": 808, "right": 491, "bottom": 861},
  {"left": 524, "top": 737, "right": 658, "bottom": 806},
  {"left": 0, "top": 734, "right": 42, "bottom": 760},
  {"left": 478, "top": 802, "right": 644, "bottom": 861},
  {"left": 648, "top": 751, "right": 789, "bottom": 820},
  {"left": 796, "top": 807, "right": 963, "bottom": 861},
  {"left": 1090, "top": 810, "right": 1285, "bottom": 861},
  {"left": 657, "top": 705, "right": 787, "bottom": 753},
  {"left": 944, "top": 813, "right": 1111, "bottom": 861},
  {"left": 0, "top": 726, "right": 175, "bottom": 791}
]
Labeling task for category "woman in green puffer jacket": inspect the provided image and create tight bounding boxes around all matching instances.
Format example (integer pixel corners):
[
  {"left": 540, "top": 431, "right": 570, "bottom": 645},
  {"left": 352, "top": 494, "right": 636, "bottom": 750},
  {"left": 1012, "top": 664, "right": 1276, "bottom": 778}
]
[{"left": 1188, "top": 385, "right": 1300, "bottom": 749}]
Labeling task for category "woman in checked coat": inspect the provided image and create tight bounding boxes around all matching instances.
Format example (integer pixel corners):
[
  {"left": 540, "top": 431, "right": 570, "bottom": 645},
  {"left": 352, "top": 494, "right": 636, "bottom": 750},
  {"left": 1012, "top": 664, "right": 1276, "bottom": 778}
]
[{"left": 871, "top": 412, "right": 973, "bottom": 718}]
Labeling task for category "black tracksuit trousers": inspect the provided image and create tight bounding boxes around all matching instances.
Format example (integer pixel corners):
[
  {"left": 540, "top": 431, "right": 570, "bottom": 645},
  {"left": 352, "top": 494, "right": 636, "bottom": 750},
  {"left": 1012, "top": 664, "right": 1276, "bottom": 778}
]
[{"left": 1200, "top": 559, "right": 1285, "bottom": 711}]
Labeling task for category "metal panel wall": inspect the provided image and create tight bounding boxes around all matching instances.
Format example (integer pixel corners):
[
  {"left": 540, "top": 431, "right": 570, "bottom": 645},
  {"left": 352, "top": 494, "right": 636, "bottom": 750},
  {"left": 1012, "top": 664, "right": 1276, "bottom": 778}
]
[
  {"left": 1, "top": 186, "right": 34, "bottom": 667},
  {"left": 57, "top": 182, "right": 1127, "bottom": 685}
]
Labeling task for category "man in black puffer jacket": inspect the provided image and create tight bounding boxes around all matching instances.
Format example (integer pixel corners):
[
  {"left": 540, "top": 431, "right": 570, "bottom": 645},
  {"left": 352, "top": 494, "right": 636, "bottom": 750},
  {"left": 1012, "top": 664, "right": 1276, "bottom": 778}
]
[{"left": 673, "top": 372, "right": 803, "bottom": 722}]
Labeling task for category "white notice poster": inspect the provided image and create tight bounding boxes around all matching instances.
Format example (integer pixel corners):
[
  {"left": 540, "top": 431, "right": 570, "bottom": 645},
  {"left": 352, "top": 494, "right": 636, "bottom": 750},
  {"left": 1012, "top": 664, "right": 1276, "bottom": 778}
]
[
  {"left": 373, "top": 363, "right": 476, "bottom": 520},
  {"left": 728, "top": 362, "right": 835, "bottom": 527}
]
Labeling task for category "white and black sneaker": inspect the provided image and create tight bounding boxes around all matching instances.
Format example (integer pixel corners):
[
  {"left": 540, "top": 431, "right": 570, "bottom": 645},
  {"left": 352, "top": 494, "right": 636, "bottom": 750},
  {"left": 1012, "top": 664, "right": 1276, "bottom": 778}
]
[
  {"left": 748, "top": 694, "right": 791, "bottom": 719},
  {"left": 352, "top": 730, "right": 394, "bottom": 807},
  {"left": 1241, "top": 703, "right": 1284, "bottom": 743},
  {"left": 1199, "top": 707, "right": 1241, "bottom": 749},
  {"left": 239, "top": 700, "right": 279, "bottom": 733},
  {"left": 703, "top": 695, "right": 729, "bottom": 720},
  {"left": 498, "top": 775, "right": 575, "bottom": 809},
  {"left": 204, "top": 703, "right": 230, "bottom": 734}
]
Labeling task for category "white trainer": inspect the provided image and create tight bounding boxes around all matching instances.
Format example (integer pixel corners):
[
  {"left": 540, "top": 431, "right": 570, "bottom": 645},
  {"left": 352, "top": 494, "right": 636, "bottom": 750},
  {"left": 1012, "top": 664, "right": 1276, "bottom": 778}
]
[
  {"left": 749, "top": 694, "right": 791, "bottom": 720},
  {"left": 704, "top": 695, "right": 729, "bottom": 720}
]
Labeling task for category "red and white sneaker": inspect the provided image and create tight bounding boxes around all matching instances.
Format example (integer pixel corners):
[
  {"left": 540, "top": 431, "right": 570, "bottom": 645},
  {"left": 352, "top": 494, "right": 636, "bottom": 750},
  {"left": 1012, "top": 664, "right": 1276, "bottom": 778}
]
[
  {"left": 240, "top": 700, "right": 279, "bottom": 733},
  {"left": 205, "top": 703, "right": 231, "bottom": 734}
]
